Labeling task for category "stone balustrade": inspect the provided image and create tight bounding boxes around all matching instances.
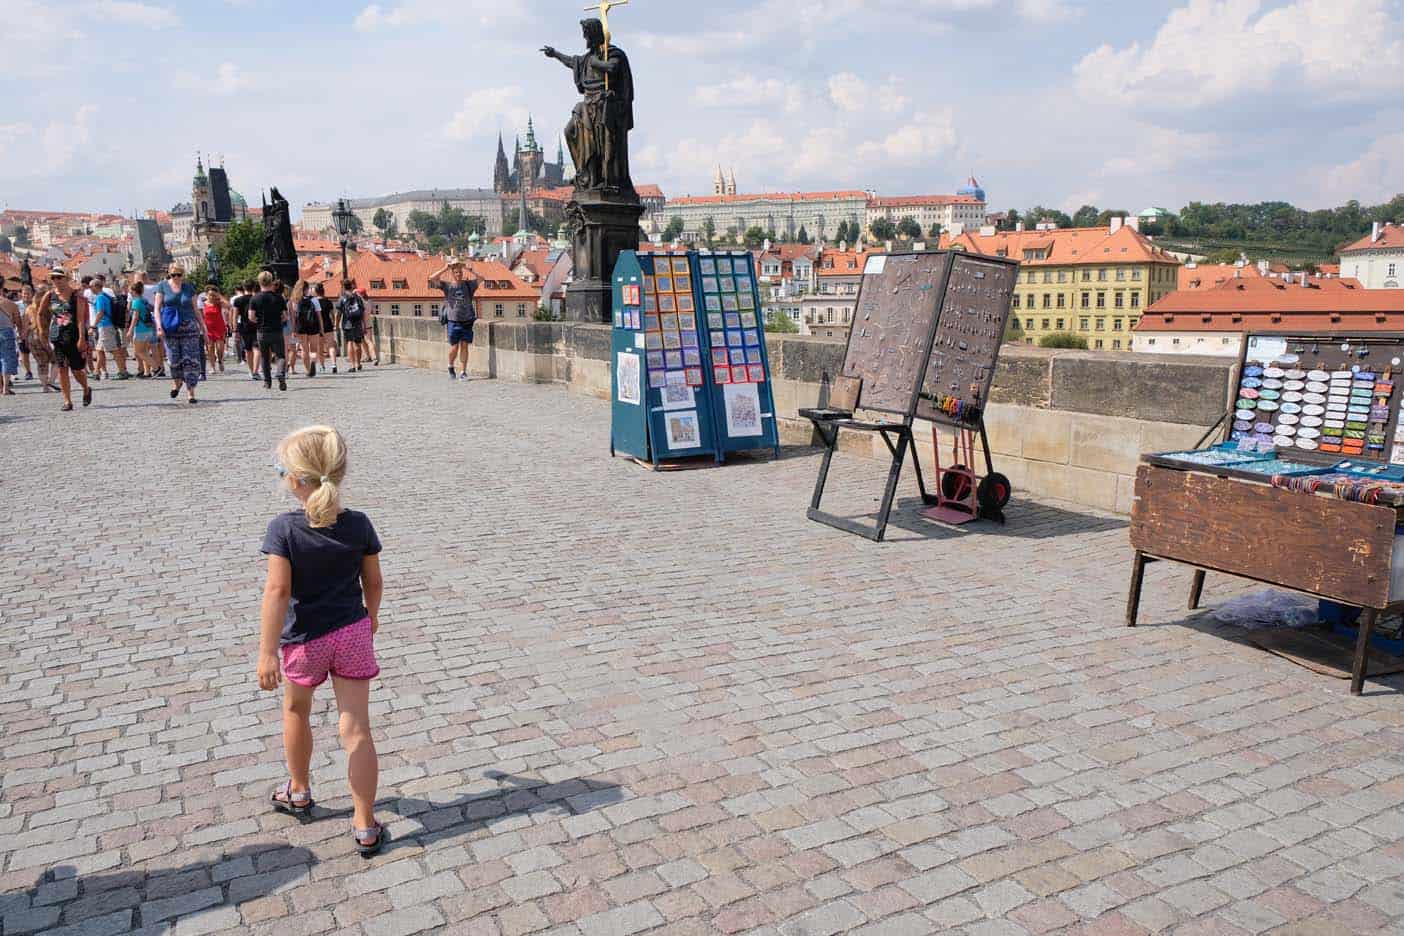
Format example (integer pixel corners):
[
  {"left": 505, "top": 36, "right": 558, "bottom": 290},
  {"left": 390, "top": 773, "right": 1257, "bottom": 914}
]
[{"left": 371, "top": 315, "right": 1235, "bottom": 514}]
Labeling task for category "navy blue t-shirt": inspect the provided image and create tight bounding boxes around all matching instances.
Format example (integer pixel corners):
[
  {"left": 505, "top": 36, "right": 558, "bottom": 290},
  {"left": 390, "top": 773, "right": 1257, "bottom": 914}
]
[{"left": 260, "top": 509, "right": 382, "bottom": 646}]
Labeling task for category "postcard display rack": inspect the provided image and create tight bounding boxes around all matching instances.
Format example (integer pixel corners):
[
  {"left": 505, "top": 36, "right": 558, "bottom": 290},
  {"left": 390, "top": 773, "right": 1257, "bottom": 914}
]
[
  {"left": 1128, "top": 333, "right": 1404, "bottom": 694},
  {"left": 801, "top": 250, "right": 1020, "bottom": 542},
  {"left": 609, "top": 250, "right": 780, "bottom": 466}
]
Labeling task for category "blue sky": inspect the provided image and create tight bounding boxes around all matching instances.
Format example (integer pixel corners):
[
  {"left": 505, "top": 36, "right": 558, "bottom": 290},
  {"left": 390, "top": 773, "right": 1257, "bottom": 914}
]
[{"left": 3, "top": 0, "right": 1401, "bottom": 217}]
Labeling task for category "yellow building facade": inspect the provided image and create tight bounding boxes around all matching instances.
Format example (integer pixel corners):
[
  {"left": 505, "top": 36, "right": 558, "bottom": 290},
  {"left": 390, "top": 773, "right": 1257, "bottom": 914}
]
[{"left": 944, "top": 222, "right": 1181, "bottom": 351}]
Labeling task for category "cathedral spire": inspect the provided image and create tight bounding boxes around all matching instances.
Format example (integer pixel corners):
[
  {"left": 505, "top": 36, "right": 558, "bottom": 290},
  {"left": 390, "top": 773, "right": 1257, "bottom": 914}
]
[
  {"left": 525, "top": 116, "right": 538, "bottom": 151},
  {"left": 496, "top": 132, "right": 506, "bottom": 160}
]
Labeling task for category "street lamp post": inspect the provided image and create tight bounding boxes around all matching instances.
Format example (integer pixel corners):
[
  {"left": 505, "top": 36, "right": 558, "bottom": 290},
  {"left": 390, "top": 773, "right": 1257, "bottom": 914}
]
[{"left": 332, "top": 198, "right": 354, "bottom": 283}]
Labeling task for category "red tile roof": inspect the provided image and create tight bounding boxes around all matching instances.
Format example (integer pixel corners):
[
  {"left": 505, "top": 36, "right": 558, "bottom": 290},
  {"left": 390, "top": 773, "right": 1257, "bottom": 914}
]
[
  {"left": 816, "top": 248, "right": 882, "bottom": 277},
  {"left": 941, "top": 224, "right": 1180, "bottom": 267},
  {"left": 1137, "top": 276, "right": 1404, "bottom": 332},
  {"left": 1340, "top": 223, "right": 1404, "bottom": 253},
  {"left": 1177, "top": 263, "right": 1262, "bottom": 290},
  {"left": 341, "top": 254, "right": 538, "bottom": 304}
]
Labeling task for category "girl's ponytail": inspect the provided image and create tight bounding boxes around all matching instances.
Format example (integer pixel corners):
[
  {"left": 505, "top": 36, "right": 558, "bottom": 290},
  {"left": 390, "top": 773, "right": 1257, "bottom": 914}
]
[{"left": 277, "top": 426, "right": 348, "bottom": 528}]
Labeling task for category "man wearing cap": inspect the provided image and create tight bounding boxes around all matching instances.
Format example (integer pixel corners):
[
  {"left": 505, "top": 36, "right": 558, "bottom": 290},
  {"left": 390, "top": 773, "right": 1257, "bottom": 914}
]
[
  {"left": 429, "top": 258, "right": 477, "bottom": 381},
  {"left": 32, "top": 268, "right": 93, "bottom": 410}
]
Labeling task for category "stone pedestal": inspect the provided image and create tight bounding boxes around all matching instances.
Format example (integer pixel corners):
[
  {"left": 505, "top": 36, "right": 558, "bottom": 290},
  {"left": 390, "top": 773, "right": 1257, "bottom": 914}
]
[{"left": 564, "top": 190, "right": 644, "bottom": 324}]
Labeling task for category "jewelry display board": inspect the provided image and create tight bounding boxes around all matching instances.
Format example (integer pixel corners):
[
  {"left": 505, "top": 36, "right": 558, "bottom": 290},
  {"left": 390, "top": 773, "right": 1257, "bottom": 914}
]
[
  {"left": 609, "top": 250, "right": 778, "bottom": 465},
  {"left": 916, "top": 254, "right": 1020, "bottom": 425},
  {"left": 842, "top": 253, "right": 951, "bottom": 417}
]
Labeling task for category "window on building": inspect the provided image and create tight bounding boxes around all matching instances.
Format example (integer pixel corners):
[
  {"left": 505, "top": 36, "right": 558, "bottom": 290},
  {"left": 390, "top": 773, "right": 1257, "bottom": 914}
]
[
  {"left": 1027, "top": 293, "right": 1035, "bottom": 308},
  {"left": 1080, "top": 292, "right": 1090, "bottom": 309},
  {"left": 1097, "top": 268, "right": 1107, "bottom": 282},
  {"left": 495, "top": 303, "right": 505, "bottom": 316},
  {"left": 370, "top": 279, "right": 386, "bottom": 289},
  {"left": 1057, "top": 270, "right": 1067, "bottom": 283},
  {"left": 1222, "top": 337, "right": 1232, "bottom": 344},
  {"left": 1095, "top": 318, "right": 1105, "bottom": 331},
  {"left": 1042, "top": 270, "right": 1052, "bottom": 283},
  {"left": 1094, "top": 339, "right": 1104, "bottom": 349},
  {"left": 1112, "top": 319, "right": 1123, "bottom": 331},
  {"left": 1132, "top": 268, "right": 1142, "bottom": 281},
  {"left": 431, "top": 304, "right": 440, "bottom": 315},
  {"left": 392, "top": 279, "right": 408, "bottom": 289},
  {"left": 1390, "top": 263, "right": 1398, "bottom": 277},
  {"left": 1115, "top": 268, "right": 1126, "bottom": 281},
  {"left": 517, "top": 303, "right": 527, "bottom": 317},
  {"left": 1056, "top": 318, "right": 1064, "bottom": 330},
  {"left": 1012, "top": 294, "right": 1021, "bottom": 309},
  {"left": 1079, "top": 317, "right": 1089, "bottom": 330},
  {"left": 1129, "top": 317, "right": 1139, "bottom": 329},
  {"left": 1042, "top": 318, "right": 1050, "bottom": 329},
  {"left": 1148, "top": 338, "right": 1156, "bottom": 346},
  {"left": 413, "top": 304, "right": 422, "bottom": 316},
  {"left": 1113, "top": 339, "right": 1121, "bottom": 350},
  {"left": 1172, "top": 337, "right": 1181, "bottom": 345},
  {"left": 1130, "top": 293, "right": 1140, "bottom": 308},
  {"left": 1025, "top": 318, "right": 1034, "bottom": 330},
  {"left": 1056, "top": 293, "right": 1066, "bottom": 308},
  {"left": 1096, "top": 293, "right": 1106, "bottom": 309},
  {"left": 1081, "top": 269, "right": 1091, "bottom": 282},
  {"left": 1114, "top": 292, "right": 1124, "bottom": 308},
  {"left": 390, "top": 303, "right": 400, "bottom": 315},
  {"left": 1042, "top": 294, "right": 1051, "bottom": 309}
]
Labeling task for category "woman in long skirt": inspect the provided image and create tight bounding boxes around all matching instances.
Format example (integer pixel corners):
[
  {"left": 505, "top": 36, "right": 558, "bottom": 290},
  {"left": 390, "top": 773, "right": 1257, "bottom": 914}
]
[{"left": 154, "top": 265, "right": 206, "bottom": 404}]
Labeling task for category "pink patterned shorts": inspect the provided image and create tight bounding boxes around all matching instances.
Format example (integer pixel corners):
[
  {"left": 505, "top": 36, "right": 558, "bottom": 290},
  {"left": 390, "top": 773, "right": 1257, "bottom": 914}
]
[{"left": 281, "top": 617, "right": 379, "bottom": 687}]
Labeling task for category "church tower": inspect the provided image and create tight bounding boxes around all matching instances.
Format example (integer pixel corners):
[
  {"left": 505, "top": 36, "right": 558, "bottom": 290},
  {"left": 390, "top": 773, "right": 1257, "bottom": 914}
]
[
  {"left": 714, "top": 166, "right": 725, "bottom": 196},
  {"left": 726, "top": 168, "right": 738, "bottom": 196},
  {"left": 192, "top": 156, "right": 211, "bottom": 229},
  {"left": 493, "top": 133, "right": 511, "bottom": 194},
  {"left": 517, "top": 116, "right": 544, "bottom": 193}
]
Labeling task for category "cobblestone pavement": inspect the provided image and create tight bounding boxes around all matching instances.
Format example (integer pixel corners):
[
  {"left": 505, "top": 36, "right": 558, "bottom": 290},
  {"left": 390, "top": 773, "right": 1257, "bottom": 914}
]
[{"left": 4, "top": 365, "right": 1404, "bottom": 936}]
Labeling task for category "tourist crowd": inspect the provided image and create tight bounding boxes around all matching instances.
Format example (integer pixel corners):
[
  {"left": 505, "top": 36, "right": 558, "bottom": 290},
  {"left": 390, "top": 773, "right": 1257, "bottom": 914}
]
[{"left": 0, "top": 265, "right": 388, "bottom": 408}]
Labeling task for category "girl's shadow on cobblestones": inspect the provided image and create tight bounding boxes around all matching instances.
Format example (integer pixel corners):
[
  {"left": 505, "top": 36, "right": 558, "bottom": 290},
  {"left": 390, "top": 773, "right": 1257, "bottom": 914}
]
[{"left": 2, "top": 843, "right": 316, "bottom": 935}]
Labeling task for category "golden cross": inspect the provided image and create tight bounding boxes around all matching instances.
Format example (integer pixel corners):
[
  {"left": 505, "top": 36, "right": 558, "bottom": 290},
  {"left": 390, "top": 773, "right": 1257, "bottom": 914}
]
[{"left": 583, "top": 0, "right": 628, "bottom": 90}]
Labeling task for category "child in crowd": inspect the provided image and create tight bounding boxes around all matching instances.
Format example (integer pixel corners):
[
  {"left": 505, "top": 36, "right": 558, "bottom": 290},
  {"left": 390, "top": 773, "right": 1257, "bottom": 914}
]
[{"left": 257, "top": 425, "right": 386, "bottom": 856}]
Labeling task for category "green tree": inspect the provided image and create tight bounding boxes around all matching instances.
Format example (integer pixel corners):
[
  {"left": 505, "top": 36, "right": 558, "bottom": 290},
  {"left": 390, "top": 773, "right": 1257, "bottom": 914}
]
[
  {"left": 1039, "top": 332, "right": 1088, "bottom": 349},
  {"left": 1071, "top": 204, "right": 1100, "bottom": 228},
  {"left": 426, "top": 233, "right": 447, "bottom": 253},
  {"left": 869, "top": 217, "right": 897, "bottom": 242},
  {"left": 927, "top": 222, "right": 942, "bottom": 239},
  {"left": 372, "top": 208, "right": 392, "bottom": 237},
  {"left": 213, "top": 217, "right": 264, "bottom": 287},
  {"left": 896, "top": 216, "right": 922, "bottom": 240},
  {"left": 1003, "top": 316, "right": 1024, "bottom": 344},
  {"left": 796, "top": 225, "right": 811, "bottom": 245},
  {"left": 662, "top": 215, "right": 685, "bottom": 241},
  {"left": 999, "top": 210, "right": 1021, "bottom": 232},
  {"left": 406, "top": 210, "right": 438, "bottom": 238},
  {"left": 533, "top": 302, "right": 556, "bottom": 321},
  {"left": 833, "top": 220, "right": 850, "bottom": 244},
  {"left": 1095, "top": 209, "right": 1128, "bottom": 227},
  {"left": 702, "top": 216, "right": 716, "bottom": 247},
  {"left": 765, "top": 308, "right": 799, "bottom": 333},
  {"left": 343, "top": 212, "right": 365, "bottom": 235},
  {"left": 1025, "top": 206, "right": 1073, "bottom": 228},
  {"left": 743, "top": 226, "right": 767, "bottom": 248},
  {"left": 13, "top": 226, "right": 29, "bottom": 248},
  {"left": 437, "top": 202, "right": 471, "bottom": 239}
]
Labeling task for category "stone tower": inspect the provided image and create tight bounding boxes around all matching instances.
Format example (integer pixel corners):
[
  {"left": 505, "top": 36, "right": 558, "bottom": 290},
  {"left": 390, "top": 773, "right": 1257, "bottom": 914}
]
[
  {"left": 192, "top": 156, "right": 211, "bottom": 230},
  {"left": 493, "top": 133, "right": 511, "bottom": 194},
  {"left": 516, "top": 116, "right": 545, "bottom": 193}
]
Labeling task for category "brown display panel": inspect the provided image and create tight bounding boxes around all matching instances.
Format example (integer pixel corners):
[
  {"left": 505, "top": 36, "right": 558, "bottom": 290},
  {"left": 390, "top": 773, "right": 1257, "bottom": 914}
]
[
  {"left": 841, "top": 253, "right": 953, "bottom": 417},
  {"left": 917, "top": 254, "right": 1019, "bottom": 424},
  {"left": 1231, "top": 333, "right": 1404, "bottom": 465},
  {"left": 1130, "top": 464, "right": 1394, "bottom": 608}
]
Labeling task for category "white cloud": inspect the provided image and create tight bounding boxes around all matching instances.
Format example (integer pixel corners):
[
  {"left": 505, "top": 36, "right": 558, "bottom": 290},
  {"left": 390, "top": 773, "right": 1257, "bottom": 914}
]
[
  {"left": 1099, "top": 126, "right": 1221, "bottom": 177},
  {"left": 92, "top": 0, "right": 180, "bottom": 28},
  {"left": 354, "top": 0, "right": 526, "bottom": 31},
  {"left": 1321, "top": 133, "right": 1404, "bottom": 205},
  {"left": 0, "top": 105, "right": 98, "bottom": 181},
  {"left": 1014, "top": 0, "right": 1080, "bottom": 22},
  {"left": 1077, "top": 0, "right": 1404, "bottom": 110},
  {"left": 692, "top": 76, "right": 806, "bottom": 115},
  {"left": 444, "top": 86, "right": 530, "bottom": 141},
  {"left": 828, "top": 73, "right": 909, "bottom": 115},
  {"left": 857, "top": 110, "right": 958, "bottom": 165},
  {"left": 176, "top": 63, "right": 252, "bottom": 97}
]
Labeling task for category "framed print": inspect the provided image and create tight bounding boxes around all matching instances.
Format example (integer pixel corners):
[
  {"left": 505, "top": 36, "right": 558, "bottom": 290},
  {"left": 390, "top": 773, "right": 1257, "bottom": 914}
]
[
  {"left": 683, "top": 348, "right": 701, "bottom": 366},
  {"left": 720, "top": 277, "right": 736, "bottom": 293},
  {"left": 740, "top": 311, "right": 757, "bottom": 327},
  {"left": 662, "top": 331, "right": 682, "bottom": 349},
  {"left": 712, "top": 348, "right": 729, "bottom": 365},
  {"left": 616, "top": 352, "right": 641, "bottom": 405},
  {"left": 717, "top": 258, "right": 734, "bottom": 274},
  {"left": 660, "top": 313, "right": 678, "bottom": 332},
  {"left": 722, "top": 294, "right": 739, "bottom": 311},
  {"left": 710, "top": 330, "right": 725, "bottom": 346},
  {"left": 685, "top": 367, "right": 704, "bottom": 387},
  {"left": 724, "top": 382, "right": 763, "bottom": 438},
  {"left": 644, "top": 293, "right": 657, "bottom": 313},
  {"left": 734, "top": 274, "right": 751, "bottom": 290},
  {"left": 724, "top": 312, "right": 742, "bottom": 329},
  {"left": 671, "top": 258, "right": 689, "bottom": 275},
  {"left": 731, "top": 365, "right": 749, "bottom": 383},
  {"left": 679, "top": 312, "right": 697, "bottom": 331},
  {"left": 674, "top": 275, "right": 692, "bottom": 294},
  {"left": 737, "top": 292, "right": 755, "bottom": 310},
  {"left": 648, "top": 369, "right": 666, "bottom": 388},
  {"left": 659, "top": 293, "right": 676, "bottom": 312},
  {"left": 746, "top": 347, "right": 763, "bottom": 364},
  {"left": 748, "top": 364, "right": 766, "bottom": 382},
  {"left": 656, "top": 275, "right": 673, "bottom": 292},
  {"left": 714, "top": 365, "right": 731, "bottom": 384},
  {"left": 676, "top": 293, "right": 695, "bottom": 313},
  {"left": 664, "top": 410, "right": 701, "bottom": 449},
  {"left": 613, "top": 309, "right": 622, "bottom": 327},
  {"left": 622, "top": 284, "right": 641, "bottom": 306},
  {"left": 705, "top": 295, "right": 722, "bottom": 312},
  {"left": 730, "top": 348, "right": 747, "bottom": 365},
  {"left": 646, "top": 351, "right": 664, "bottom": 369},
  {"left": 661, "top": 381, "right": 694, "bottom": 411},
  {"left": 643, "top": 275, "right": 655, "bottom": 293},
  {"left": 699, "top": 258, "right": 716, "bottom": 275},
  {"left": 727, "top": 331, "right": 743, "bottom": 347},
  {"left": 707, "top": 313, "right": 724, "bottom": 330},
  {"left": 644, "top": 314, "right": 660, "bottom": 332},
  {"left": 743, "top": 329, "right": 759, "bottom": 346},
  {"left": 665, "top": 350, "right": 683, "bottom": 369},
  {"left": 702, "top": 278, "right": 719, "bottom": 293},
  {"left": 645, "top": 331, "right": 662, "bottom": 350},
  {"left": 681, "top": 330, "right": 699, "bottom": 348}
]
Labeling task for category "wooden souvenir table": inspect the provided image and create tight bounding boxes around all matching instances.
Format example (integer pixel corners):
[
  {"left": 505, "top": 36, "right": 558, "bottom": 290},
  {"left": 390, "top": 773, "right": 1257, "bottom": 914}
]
[{"left": 1126, "top": 333, "right": 1404, "bottom": 695}]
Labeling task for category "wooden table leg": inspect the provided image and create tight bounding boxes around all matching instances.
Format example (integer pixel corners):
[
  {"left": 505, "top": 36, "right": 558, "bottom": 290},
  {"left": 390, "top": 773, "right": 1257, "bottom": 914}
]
[
  {"left": 1351, "top": 607, "right": 1378, "bottom": 696},
  {"left": 1188, "top": 570, "right": 1206, "bottom": 611},
  {"left": 1126, "top": 551, "right": 1148, "bottom": 628}
]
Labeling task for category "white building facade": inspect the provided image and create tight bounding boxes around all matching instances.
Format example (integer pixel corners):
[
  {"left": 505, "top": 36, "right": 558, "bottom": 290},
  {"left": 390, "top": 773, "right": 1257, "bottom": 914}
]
[
  {"left": 303, "top": 189, "right": 506, "bottom": 238},
  {"left": 665, "top": 191, "right": 869, "bottom": 243},
  {"left": 1340, "top": 223, "right": 1404, "bottom": 289}
]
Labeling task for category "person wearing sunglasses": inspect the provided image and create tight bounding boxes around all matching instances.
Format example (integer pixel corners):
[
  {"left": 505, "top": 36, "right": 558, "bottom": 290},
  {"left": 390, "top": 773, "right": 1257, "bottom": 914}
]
[
  {"left": 154, "top": 265, "right": 206, "bottom": 404},
  {"left": 31, "top": 269, "right": 93, "bottom": 410}
]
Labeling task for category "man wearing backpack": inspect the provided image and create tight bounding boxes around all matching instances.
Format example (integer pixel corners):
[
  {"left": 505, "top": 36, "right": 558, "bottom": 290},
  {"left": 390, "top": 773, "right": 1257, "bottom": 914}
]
[
  {"left": 428, "top": 258, "right": 477, "bottom": 381},
  {"left": 337, "top": 280, "right": 370, "bottom": 372},
  {"left": 90, "top": 275, "right": 131, "bottom": 380}
]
